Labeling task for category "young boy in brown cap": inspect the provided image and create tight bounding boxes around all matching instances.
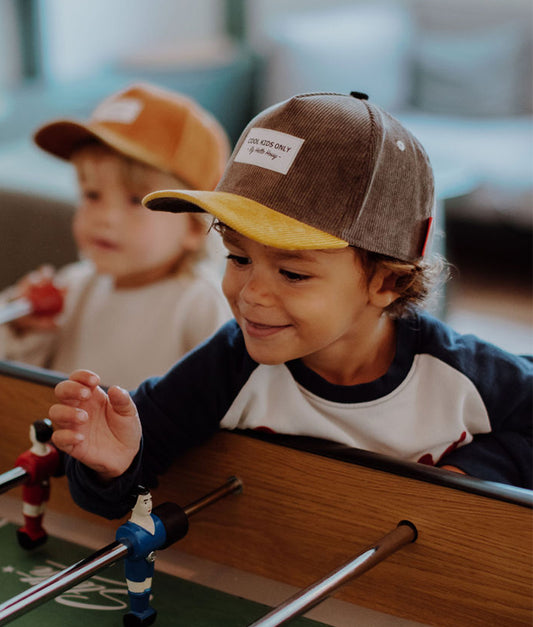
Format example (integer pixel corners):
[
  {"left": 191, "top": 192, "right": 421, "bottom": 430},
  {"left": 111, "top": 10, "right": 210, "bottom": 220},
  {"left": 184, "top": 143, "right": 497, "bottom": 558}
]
[
  {"left": 49, "top": 92, "right": 532, "bottom": 519},
  {"left": 0, "top": 83, "right": 231, "bottom": 388}
]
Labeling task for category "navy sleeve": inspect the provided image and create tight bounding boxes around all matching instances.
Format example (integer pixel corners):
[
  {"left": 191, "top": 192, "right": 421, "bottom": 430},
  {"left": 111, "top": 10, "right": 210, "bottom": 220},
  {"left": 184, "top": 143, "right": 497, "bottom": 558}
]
[
  {"left": 441, "top": 430, "right": 532, "bottom": 488},
  {"left": 65, "top": 448, "right": 143, "bottom": 519},
  {"left": 417, "top": 314, "right": 533, "bottom": 488},
  {"left": 133, "top": 320, "right": 255, "bottom": 488},
  {"left": 438, "top": 350, "right": 532, "bottom": 488},
  {"left": 65, "top": 321, "right": 256, "bottom": 518}
]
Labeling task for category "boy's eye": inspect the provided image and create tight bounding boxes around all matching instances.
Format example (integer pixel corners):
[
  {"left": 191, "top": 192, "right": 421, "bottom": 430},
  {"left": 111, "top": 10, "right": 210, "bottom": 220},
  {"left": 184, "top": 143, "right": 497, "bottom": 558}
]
[
  {"left": 129, "top": 195, "right": 143, "bottom": 206},
  {"left": 280, "top": 269, "right": 310, "bottom": 282},
  {"left": 226, "top": 253, "right": 250, "bottom": 267},
  {"left": 83, "top": 190, "right": 100, "bottom": 201}
]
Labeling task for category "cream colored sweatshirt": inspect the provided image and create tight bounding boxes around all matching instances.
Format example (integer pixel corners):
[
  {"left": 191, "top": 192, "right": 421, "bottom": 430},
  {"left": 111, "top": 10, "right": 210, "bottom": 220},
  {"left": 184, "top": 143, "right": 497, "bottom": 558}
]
[{"left": 0, "top": 260, "right": 231, "bottom": 389}]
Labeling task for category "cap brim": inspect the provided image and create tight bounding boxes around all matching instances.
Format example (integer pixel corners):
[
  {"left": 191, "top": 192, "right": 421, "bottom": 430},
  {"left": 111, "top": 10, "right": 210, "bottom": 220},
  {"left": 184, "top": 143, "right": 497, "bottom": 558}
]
[
  {"left": 34, "top": 120, "right": 105, "bottom": 160},
  {"left": 143, "top": 189, "right": 349, "bottom": 251},
  {"left": 34, "top": 121, "right": 179, "bottom": 181}
]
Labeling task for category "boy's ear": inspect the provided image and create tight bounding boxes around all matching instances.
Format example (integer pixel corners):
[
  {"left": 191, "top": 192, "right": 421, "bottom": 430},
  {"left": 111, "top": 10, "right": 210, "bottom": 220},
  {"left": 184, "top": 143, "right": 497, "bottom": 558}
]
[
  {"left": 368, "top": 267, "right": 400, "bottom": 308},
  {"left": 183, "top": 215, "right": 207, "bottom": 251}
]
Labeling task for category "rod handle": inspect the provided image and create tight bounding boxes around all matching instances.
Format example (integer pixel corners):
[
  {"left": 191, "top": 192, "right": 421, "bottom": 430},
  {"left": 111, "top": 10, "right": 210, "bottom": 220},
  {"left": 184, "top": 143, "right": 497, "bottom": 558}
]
[{"left": 249, "top": 520, "right": 417, "bottom": 627}]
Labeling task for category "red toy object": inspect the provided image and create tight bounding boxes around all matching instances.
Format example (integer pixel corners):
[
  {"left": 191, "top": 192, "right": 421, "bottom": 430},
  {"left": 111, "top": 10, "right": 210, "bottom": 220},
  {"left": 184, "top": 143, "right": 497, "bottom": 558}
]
[
  {"left": 15, "top": 419, "right": 62, "bottom": 550},
  {"left": 0, "top": 282, "right": 63, "bottom": 325}
]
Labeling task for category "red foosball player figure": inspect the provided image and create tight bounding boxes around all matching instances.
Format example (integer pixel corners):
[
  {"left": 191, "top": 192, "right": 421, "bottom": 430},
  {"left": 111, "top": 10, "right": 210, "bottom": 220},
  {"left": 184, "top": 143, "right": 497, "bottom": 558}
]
[{"left": 15, "top": 419, "right": 61, "bottom": 549}]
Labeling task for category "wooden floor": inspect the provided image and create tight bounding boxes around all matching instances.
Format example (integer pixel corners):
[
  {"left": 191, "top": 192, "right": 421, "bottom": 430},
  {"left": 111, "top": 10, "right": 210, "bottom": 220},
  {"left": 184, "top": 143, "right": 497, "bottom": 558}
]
[{"left": 444, "top": 220, "right": 532, "bottom": 354}]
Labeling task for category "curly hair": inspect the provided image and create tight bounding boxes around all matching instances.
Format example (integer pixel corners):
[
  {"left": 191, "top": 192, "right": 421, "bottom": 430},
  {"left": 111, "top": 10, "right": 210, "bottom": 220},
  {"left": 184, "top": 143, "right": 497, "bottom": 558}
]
[{"left": 356, "top": 248, "right": 448, "bottom": 318}]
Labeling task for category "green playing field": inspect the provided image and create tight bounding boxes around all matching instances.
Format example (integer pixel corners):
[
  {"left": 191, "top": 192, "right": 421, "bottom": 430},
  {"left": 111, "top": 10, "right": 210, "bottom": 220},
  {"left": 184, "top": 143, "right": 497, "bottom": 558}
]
[{"left": 0, "top": 520, "right": 327, "bottom": 626}]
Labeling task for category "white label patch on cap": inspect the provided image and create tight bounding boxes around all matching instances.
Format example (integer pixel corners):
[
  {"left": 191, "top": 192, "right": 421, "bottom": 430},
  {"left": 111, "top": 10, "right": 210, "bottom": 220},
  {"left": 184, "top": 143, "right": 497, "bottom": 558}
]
[
  {"left": 91, "top": 98, "right": 143, "bottom": 124},
  {"left": 234, "top": 128, "right": 304, "bottom": 174}
]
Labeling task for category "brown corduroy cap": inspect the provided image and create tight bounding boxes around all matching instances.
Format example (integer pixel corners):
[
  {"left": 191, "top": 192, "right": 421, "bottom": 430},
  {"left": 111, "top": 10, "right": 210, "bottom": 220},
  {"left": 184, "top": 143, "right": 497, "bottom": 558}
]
[
  {"left": 143, "top": 92, "right": 435, "bottom": 261},
  {"left": 34, "top": 83, "right": 230, "bottom": 191}
]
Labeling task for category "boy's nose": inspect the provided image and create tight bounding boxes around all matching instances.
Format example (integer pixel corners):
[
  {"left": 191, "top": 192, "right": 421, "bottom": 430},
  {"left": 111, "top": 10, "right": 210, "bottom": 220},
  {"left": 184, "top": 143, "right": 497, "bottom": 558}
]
[
  {"left": 240, "top": 271, "right": 274, "bottom": 307},
  {"left": 92, "top": 204, "right": 122, "bottom": 227}
]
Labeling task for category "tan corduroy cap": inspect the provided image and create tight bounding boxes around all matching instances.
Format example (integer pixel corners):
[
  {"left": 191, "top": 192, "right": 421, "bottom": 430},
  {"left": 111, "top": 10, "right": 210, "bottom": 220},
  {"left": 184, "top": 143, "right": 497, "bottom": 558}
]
[
  {"left": 143, "top": 92, "right": 435, "bottom": 261},
  {"left": 34, "top": 83, "right": 230, "bottom": 190}
]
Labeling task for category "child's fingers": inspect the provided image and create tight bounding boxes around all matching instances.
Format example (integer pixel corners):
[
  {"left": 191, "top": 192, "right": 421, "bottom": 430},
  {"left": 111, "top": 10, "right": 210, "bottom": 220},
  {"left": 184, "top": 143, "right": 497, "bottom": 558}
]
[
  {"left": 28, "top": 265, "right": 55, "bottom": 285},
  {"left": 12, "top": 315, "right": 59, "bottom": 333},
  {"left": 37, "top": 264, "right": 55, "bottom": 277},
  {"left": 108, "top": 386, "right": 136, "bottom": 416},
  {"left": 49, "top": 404, "right": 88, "bottom": 456},
  {"left": 48, "top": 403, "right": 88, "bottom": 428},
  {"left": 54, "top": 379, "right": 93, "bottom": 404},
  {"left": 30, "top": 318, "right": 59, "bottom": 331},
  {"left": 68, "top": 370, "right": 100, "bottom": 387},
  {"left": 54, "top": 370, "right": 100, "bottom": 402},
  {"left": 51, "top": 428, "right": 85, "bottom": 455},
  {"left": 439, "top": 464, "right": 467, "bottom": 475},
  {"left": 106, "top": 387, "right": 141, "bottom": 455}
]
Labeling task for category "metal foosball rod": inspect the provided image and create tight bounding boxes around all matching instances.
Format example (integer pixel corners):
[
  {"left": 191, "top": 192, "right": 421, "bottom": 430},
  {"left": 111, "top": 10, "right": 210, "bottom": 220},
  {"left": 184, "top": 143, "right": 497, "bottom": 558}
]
[
  {"left": 249, "top": 520, "right": 417, "bottom": 627},
  {"left": 0, "top": 476, "right": 242, "bottom": 625},
  {"left": 0, "top": 418, "right": 61, "bottom": 498},
  {"left": 0, "top": 467, "right": 29, "bottom": 495}
]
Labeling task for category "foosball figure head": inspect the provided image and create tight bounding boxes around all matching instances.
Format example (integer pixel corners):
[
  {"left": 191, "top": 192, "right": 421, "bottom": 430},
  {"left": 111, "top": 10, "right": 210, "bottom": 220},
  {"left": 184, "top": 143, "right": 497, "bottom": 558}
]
[
  {"left": 119, "top": 486, "right": 164, "bottom": 627},
  {"left": 16, "top": 419, "right": 60, "bottom": 550},
  {"left": 129, "top": 487, "right": 153, "bottom": 525},
  {"left": 31, "top": 419, "right": 54, "bottom": 451}
]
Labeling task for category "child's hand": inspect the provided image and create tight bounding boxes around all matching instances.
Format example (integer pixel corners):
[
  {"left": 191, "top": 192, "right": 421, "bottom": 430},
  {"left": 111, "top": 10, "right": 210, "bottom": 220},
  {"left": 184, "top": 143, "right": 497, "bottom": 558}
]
[
  {"left": 49, "top": 370, "right": 142, "bottom": 482},
  {"left": 10, "top": 265, "right": 64, "bottom": 333},
  {"left": 440, "top": 464, "right": 467, "bottom": 475}
]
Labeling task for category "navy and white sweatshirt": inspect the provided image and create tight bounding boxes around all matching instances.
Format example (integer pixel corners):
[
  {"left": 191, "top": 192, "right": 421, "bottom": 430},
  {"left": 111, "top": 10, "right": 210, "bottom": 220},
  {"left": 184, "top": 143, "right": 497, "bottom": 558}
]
[{"left": 67, "top": 312, "right": 532, "bottom": 519}]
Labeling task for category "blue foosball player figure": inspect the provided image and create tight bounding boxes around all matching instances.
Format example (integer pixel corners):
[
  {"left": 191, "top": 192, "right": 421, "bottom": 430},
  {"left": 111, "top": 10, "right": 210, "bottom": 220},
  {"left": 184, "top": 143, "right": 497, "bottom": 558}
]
[{"left": 116, "top": 486, "right": 166, "bottom": 627}]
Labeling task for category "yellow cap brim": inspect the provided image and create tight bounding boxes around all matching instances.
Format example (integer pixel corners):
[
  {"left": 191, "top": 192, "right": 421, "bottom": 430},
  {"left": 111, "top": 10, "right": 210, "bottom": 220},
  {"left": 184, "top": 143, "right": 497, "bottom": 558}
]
[{"left": 143, "top": 189, "right": 349, "bottom": 251}]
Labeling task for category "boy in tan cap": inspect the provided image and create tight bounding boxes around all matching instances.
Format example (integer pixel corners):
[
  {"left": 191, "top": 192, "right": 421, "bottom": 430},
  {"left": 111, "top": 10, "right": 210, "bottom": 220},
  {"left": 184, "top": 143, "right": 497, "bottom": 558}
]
[
  {"left": 48, "top": 92, "right": 531, "bottom": 519},
  {"left": 0, "top": 83, "right": 231, "bottom": 388}
]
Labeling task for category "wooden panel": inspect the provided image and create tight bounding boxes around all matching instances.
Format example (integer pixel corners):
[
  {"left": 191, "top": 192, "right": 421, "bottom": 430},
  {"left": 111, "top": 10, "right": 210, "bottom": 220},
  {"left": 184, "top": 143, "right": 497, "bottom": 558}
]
[{"left": 0, "top": 368, "right": 532, "bottom": 626}]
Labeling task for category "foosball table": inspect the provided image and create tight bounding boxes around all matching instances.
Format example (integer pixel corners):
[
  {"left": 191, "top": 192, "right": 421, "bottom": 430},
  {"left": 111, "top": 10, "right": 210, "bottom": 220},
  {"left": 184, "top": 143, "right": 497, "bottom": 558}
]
[{"left": 0, "top": 360, "right": 531, "bottom": 626}]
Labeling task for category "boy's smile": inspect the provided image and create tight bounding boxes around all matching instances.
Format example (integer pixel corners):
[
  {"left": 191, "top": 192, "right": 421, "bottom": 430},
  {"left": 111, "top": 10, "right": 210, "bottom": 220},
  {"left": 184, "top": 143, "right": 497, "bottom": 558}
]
[
  {"left": 221, "top": 229, "right": 398, "bottom": 385},
  {"left": 243, "top": 319, "right": 292, "bottom": 338}
]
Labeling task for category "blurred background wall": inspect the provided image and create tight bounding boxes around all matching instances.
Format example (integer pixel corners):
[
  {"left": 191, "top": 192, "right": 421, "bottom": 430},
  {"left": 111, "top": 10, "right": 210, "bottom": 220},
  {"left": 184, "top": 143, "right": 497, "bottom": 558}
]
[{"left": 0, "top": 0, "right": 531, "bottom": 351}]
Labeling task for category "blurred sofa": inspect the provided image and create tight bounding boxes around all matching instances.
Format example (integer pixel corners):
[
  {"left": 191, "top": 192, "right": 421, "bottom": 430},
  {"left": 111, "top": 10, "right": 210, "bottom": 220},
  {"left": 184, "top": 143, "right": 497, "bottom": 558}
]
[
  {"left": 258, "top": 0, "right": 533, "bottom": 233},
  {"left": 0, "top": 186, "right": 78, "bottom": 289}
]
